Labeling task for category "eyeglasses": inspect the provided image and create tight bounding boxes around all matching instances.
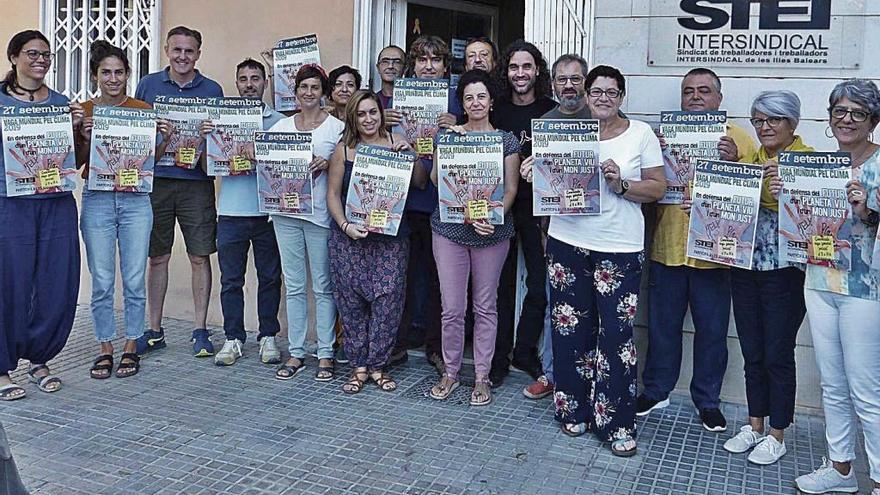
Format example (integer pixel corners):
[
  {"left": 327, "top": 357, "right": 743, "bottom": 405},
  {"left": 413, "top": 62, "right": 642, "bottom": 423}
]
[
  {"left": 830, "top": 106, "right": 870, "bottom": 122},
  {"left": 378, "top": 58, "right": 403, "bottom": 67},
  {"left": 333, "top": 81, "right": 357, "bottom": 89},
  {"left": 750, "top": 117, "right": 786, "bottom": 129},
  {"left": 588, "top": 87, "right": 622, "bottom": 99},
  {"left": 23, "top": 50, "right": 54, "bottom": 62},
  {"left": 554, "top": 75, "right": 584, "bottom": 86}
]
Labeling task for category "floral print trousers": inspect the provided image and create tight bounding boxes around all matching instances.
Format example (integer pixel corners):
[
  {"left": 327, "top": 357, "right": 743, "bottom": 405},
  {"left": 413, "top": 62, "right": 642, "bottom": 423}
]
[{"left": 547, "top": 237, "right": 644, "bottom": 442}]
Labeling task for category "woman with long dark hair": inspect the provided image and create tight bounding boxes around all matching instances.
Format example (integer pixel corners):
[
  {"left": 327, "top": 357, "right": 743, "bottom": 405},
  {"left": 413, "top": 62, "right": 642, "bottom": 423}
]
[
  {"left": 0, "top": 30, "right": 84, "bottom": 400},
  {"left": 75, "top": 40, "right": 170, "bottom": 379}
]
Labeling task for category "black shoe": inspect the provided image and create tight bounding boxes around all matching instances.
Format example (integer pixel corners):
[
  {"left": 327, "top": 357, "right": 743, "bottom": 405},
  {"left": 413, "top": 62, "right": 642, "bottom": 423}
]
[
  {"left": 699, "top": 408, "right": 728, "bottom": 432},
  {"left": 388, "top": 349, "right": 408, "bottom": 367},
  {"left": 635, "top": 394, "right": 670, "bottom": 417},
  {"left": 489, "top": 367, "right": 507, "bottom": 389},
  {"left": 510, "top": 356, "right": 542, "bottom": 381}
]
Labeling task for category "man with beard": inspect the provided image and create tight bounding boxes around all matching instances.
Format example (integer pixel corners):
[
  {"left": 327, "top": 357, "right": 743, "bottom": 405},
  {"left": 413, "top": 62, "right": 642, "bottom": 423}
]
[
  {"left": 210, "top": 59, "right": 285, "bottom": 366},
  {"left": 520, "top": 53, "right": 593, "bottom": 399},
  {"left": 488, "top": 40, "right": 557, "bottom": 387}
]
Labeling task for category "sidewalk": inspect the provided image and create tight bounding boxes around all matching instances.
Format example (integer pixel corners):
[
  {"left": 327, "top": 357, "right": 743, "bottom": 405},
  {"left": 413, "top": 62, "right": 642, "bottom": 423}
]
[{"left": 1, "top": 307, "right": 871, "bottom": 494}]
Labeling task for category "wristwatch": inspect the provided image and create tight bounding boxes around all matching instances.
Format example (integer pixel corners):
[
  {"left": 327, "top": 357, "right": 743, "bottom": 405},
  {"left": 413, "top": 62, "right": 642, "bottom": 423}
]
[{"left": 618, "top": 179, "right": 630, "bottom": 195}]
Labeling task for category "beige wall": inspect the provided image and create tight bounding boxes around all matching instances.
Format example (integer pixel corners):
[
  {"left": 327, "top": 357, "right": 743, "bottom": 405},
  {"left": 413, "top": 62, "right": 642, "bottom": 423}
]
[{"left": 1, "top": 0, "right": 41, "bottom": 37}]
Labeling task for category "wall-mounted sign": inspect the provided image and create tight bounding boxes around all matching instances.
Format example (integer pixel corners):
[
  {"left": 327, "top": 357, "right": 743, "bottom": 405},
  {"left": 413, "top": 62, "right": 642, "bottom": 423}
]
[{"left": 648, "top": 0, "right": 865, "bottom": 69}]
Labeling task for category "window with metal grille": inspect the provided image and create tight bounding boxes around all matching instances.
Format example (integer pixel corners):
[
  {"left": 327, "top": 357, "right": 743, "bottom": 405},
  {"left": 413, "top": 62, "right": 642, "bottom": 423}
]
[{"left": 41, "top": 0, "right": 161, "bottom": 101}]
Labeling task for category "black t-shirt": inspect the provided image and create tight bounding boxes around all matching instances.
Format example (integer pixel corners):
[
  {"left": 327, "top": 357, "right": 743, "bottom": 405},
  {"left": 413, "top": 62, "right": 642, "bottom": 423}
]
[{"left": 491, "top": 96, "right": 558, "bottom": 201}]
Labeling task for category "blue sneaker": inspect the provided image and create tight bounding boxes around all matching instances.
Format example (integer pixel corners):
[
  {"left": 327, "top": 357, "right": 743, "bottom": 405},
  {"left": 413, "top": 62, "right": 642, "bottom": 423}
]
[
  {"left": 191, "top": 329, "right": 214, "bottom": 357},
  {"left": 136, "top": 328, "right": 167, "bottom": 356}
]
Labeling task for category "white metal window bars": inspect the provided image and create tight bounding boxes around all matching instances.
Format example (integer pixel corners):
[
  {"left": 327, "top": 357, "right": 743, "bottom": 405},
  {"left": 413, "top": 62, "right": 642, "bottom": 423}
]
[
  {"left": 40, "top": 0, "right": 161, "bottom": 101},
  {"left": 525, "top": 0, "right": 592, "bottom": 69}
]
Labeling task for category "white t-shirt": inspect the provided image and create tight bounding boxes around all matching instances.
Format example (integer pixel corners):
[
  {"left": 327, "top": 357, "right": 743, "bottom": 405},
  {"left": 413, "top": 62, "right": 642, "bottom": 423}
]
[
  {"left": 268, "top": 114, "right": 344, "bottom": 228},
  {"left": 548, "top": 119, "right": 663, "bottom": 253}
]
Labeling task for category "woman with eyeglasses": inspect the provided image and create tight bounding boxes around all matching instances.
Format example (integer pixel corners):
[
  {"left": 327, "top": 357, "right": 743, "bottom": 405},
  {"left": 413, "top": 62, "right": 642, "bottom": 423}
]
[
  {"left": 327, "top": 66, "right": 361, "bottom": 121},
  {"left": 0, "top": 30, "right": 84, "bottom": 400},
  {"left": 721, "top": 90, "right": 813, "bottom": 466},
  {"left": 522, "top": 65, "right": 665, "bottom": 456},
  {"left": 790, "top": 79, "right": 880, "bottom": 495}
]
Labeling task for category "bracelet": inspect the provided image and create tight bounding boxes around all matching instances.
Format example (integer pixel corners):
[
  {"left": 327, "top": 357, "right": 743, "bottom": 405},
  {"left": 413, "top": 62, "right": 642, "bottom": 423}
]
[{"left": 341, "top": 221, "right": 349, "bottom": 233}]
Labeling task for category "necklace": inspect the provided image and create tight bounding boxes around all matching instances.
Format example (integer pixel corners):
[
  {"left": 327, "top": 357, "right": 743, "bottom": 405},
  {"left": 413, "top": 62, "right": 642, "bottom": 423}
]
[
  {"left": 14, "top": 83, "right": 44, "bottom": 101},
  {"left": 95, "top": 95, "right": 129, "bottom": 107}
]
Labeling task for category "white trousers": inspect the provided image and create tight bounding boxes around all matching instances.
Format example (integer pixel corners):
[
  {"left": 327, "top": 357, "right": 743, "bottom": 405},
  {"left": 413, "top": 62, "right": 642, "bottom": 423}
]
[{"left": 805, "top": 288, "right": 880, "bottom": 482}]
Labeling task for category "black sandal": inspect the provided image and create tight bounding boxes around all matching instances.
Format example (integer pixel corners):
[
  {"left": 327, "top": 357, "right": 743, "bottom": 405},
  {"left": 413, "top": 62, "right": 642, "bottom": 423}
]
[
  {"left": 275, "top": 358, "right": 305, "bottom": 380},
  {"left": 315, "top": 361, "right": 335, "bottom": 382},
  {"left": 90, "top": 354, "right": 114, "bottom": 380},
  {"left": 116, "top": 353, "right": 140, "bottom": 378}
]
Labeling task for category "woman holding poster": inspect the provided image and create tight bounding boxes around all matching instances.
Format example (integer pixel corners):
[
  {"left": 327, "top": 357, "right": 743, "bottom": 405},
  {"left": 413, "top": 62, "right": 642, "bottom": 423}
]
[
  {"left": 270, "top": 65, "right": 344, "bottom": 381},
  {"left": 790, "top": 80, "right": 880, "bottom": 495},
  {"left": 723, "top": 90, "right": 813, "bottom": 466},
  {"left": 75, "top": 41, "right": 166, "bottom": 380},
  {"left": 0, "top": 30, "right": 84, "bottom": 400},
  {"left": 427, "top": 70, "right": 521, "bottom": 407},
  {"left": 522, "top": 65, "right": 665, "bottom": 457},
  {"left": 326, "top": 90, "right": 424, "bottom": 393}
]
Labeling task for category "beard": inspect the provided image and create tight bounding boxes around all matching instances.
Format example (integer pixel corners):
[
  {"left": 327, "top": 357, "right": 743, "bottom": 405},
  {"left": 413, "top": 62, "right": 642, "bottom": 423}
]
[
  {"left": 558, "top": 94, "right": 582, "bottom": 111},
  {"left": 511, "top": 77, "right": 535, "bottom": 95}
]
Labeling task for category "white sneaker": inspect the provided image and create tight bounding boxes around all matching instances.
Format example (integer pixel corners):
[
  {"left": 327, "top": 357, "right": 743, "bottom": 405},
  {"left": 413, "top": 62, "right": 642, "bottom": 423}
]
[
  {"left": 747, "top": 435, "right": 786, "bottom": 465},
  {"left": 259, "top": 337, "right": 281, "bottom": 364},
  {"left": 214, "top": 339, "right": 243, "bottom": 366},
  {"left": 794, "top": 458, "right": 859, "bottom": 494},
  {"left": 723, "top": 425, "right": 764, "bottom": 454}
]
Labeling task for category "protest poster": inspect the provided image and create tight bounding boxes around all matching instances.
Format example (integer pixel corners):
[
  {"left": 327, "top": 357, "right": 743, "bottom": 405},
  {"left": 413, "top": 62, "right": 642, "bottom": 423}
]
[
  {"left": 1, "top": 104, "right": 76, "bottom": 196},
  {"left": 88, "top": 106, "right": 157, "bottom": 192},
  {"left": 152, "top": 95, "right": 209, "bottom": 169},
  {"left": 531, "top": 119, "right": 600, "bottom": 215},
  {"left": 255, "top": 131, "right": 313, "bottom": 215},
  {"left": 436, "top": 131, "right": 504, "bottom": 225},
  {"left": 205, "top": 97, "right": 263, "bottom": 176},
  {"left": 658, "top": 111, "right": 726, "bottom": 204},
  {"left": 272, "top": 34, "right": 320, "bottom": 112},
  {"left": 778, "top": 151, "right": 852, "bottom": 270},
  {"left": 686, "top": 159, "right": 763, "bottom": 268},
  {"left": 392, "top": 78, "right": 448, "bottom": 156},
  {"left": 345, "top": 144, "right": 416, "bottom": 236}
]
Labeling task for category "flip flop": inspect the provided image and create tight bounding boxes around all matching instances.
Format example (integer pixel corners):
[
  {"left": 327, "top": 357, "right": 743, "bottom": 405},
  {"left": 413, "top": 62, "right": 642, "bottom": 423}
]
[
  {"left": 27, "top": 365, "right": 62, "bottom": 393},
  {"left": 0, "top": 383, "right": 26, "bottom": 401}
]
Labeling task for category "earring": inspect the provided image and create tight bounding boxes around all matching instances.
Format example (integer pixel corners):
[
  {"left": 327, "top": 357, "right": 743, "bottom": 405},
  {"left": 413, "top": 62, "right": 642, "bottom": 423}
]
[{"left": 825, "top": 126, "right": 834, "bottom": 139}]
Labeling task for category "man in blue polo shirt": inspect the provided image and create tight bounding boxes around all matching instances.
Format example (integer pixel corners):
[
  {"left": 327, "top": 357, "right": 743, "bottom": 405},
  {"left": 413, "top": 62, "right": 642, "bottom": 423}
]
[
  {"left": 134, "top": 26, "right": 224, "bottom": 357},
  {"left": 211, "top": 59, "right": 284, "bottom": 367}
]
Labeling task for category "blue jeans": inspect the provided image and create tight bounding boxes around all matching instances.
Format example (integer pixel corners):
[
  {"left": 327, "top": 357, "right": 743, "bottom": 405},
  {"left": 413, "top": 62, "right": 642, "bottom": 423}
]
[
  {"left": 217, "top": 216, "right": 282, "bottom": 343},
  {"left": 540, "top": 278, "right": 554, "bottom": 383},
  {"left": 642, "top": 262, "right": 730, "bottom": 409},
  {"left": 272, "top": 216, "right": 336, "bottom": 360},
  {"left": 80, "top": 190, "right": 152, "bottom": 342}
]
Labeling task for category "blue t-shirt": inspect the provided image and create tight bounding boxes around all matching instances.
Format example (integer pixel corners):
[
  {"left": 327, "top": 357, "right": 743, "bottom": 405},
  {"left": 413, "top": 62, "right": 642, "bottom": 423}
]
[
  {"left": 217, "top": 106, "right": 285, "bottom": 217},
  {"left": 0, "top": 85, "right": 71, "bottom": 199},
  {"left": 135, "top": 67, "right": 224, "bottom": 181}
]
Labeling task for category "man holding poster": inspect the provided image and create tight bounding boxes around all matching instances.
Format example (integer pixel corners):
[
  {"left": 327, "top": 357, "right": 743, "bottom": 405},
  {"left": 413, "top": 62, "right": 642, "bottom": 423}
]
[
  {"left": 134, "top": 26, "right": 224, "bottom": 357},
  {"left": 638, "top": 69, "right": 756, "bottom": 434},
  {"left": 207, "top": 59, "right": 285, "bottom": 367}
]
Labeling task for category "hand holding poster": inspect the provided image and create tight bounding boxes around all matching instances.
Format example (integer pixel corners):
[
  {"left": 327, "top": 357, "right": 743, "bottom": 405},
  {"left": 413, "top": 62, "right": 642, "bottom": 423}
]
[
  {"left": 1, "top": 104, "right": 77, "bottom": 196},
  {"left": 436, "top": 131, "right": 504, "bottom": 225},
  {"left": 153, "top": 95, "right": 209, "bottom": 169},
  {"left": 206, "top": 98, "right": 263, "bottom": 176},
  {"left": 393, "top": 78, "right": 448, "bottom": 156},
  {"left": 658, "top": 111, "right": 726, "bottom": 204},
  {"left": 255, "top": 131, "right": 313, "bottom": 216},
  {"left": 778, "top": 151, "right": 852, "bottom": 270},
  {"left": 686, "top": 159, "right": 764, "bottom": 268},
  {"left": 345, "top": 144, "right": 416, "bottom": 236},
  {"left": 272, "top": 35, "right": 320, "bottom": 112},
  {"left": 88, "top": 106, "right": 157, "bottom": 192},
  {"left": 531, "top": 119, "right": 600, "bottom": 215}
]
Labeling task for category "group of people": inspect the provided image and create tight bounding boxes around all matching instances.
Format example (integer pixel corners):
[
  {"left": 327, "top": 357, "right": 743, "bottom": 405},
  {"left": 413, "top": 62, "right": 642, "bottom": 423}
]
[{"left": 0, "top": 24, "right": 877, "bottom": 494}]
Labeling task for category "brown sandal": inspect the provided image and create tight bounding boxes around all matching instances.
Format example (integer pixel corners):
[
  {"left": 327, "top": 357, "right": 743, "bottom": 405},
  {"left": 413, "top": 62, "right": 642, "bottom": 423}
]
[
  {"left": 342, "top": 370, "right": 368, "bottom": 394},
  {"left": 370, "top": 371, "right": 397, "bottom": 392}
]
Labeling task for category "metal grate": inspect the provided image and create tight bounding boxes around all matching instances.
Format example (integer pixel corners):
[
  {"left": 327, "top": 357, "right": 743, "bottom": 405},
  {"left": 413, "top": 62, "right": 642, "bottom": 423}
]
[
  {"left": 41, "top": 0, "right": 161, "bottom": 101},
  {"left": 399, "top": 374, "right": 476, "bottom": 408}
]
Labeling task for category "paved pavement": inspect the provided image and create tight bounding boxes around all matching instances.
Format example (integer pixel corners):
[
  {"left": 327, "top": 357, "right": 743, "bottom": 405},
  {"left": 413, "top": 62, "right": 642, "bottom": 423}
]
[{"left": 1, "top": 307, "right": 872, "bottom": 494}]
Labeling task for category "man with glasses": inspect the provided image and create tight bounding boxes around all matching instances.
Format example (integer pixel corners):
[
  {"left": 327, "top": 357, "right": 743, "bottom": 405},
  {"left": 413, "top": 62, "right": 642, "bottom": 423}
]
[
  {"left": 637, "top": 68, "right": 756, "bottom": 433},
  {"left": 488, "top": 40, "right": 557, "bottom": 388},
  {"left": 375, "top": 45, "right": 405, "bottom": 114}
]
